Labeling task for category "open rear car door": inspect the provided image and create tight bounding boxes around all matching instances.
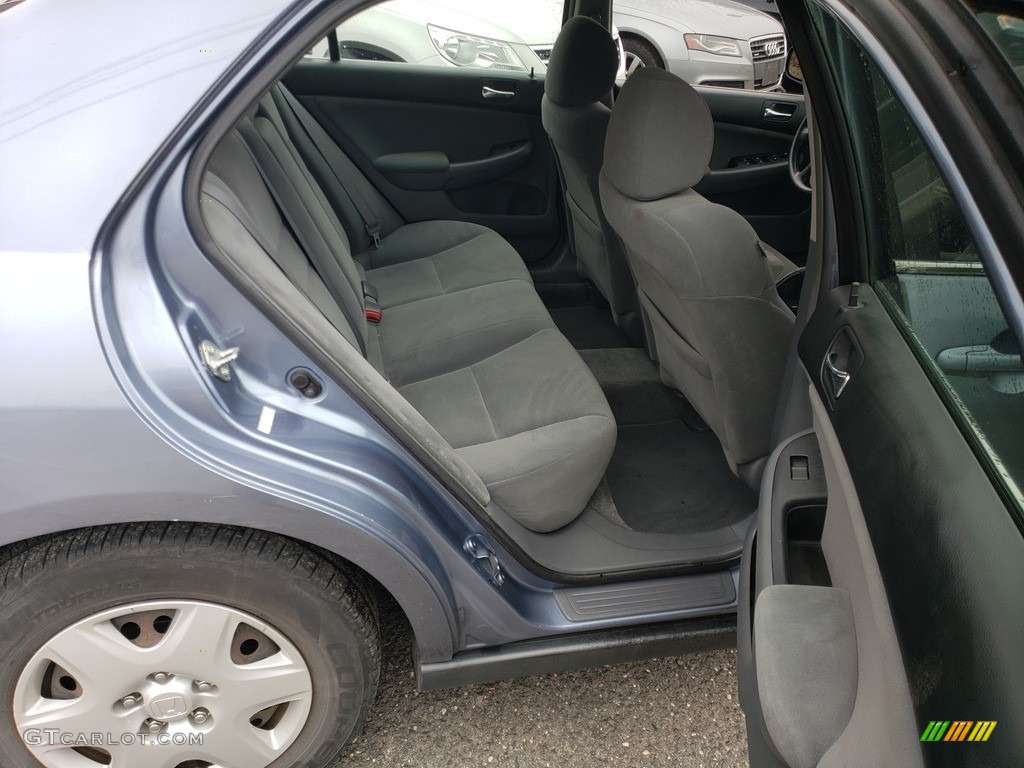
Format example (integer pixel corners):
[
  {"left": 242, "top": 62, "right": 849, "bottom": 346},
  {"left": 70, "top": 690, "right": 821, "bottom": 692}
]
[{"left": 738, "top": 1, "right": 1024, "bottom": 766}]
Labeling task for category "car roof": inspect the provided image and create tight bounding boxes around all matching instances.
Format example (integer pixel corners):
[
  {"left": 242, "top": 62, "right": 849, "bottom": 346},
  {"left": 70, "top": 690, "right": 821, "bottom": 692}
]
[{"left": 0, "top": 0, "right": 292, "bottom": 253}]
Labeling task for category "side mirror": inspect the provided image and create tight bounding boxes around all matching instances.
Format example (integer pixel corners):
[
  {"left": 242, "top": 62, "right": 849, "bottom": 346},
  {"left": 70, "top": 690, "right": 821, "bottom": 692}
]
[
  {"left": 786, "top": 49, "right": 803, "bottom": 83},
  {"left": 996, "top": 14, "right": 1024, "bottom": 38}
]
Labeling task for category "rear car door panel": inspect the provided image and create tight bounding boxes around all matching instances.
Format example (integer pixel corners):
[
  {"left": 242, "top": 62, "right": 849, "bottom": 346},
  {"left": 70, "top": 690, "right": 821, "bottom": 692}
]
[
  {"left": 746, "top": 283, "right": 1024, "bottom": 766},
  {"left": 284, "top": 60, "right": 560, "bottom": 262},
  {"left": 694, "top": 87, "right": 810, "bottom": 261},
  {"left": 740, "top": 0, "right": 1024, "bottom": 765}
]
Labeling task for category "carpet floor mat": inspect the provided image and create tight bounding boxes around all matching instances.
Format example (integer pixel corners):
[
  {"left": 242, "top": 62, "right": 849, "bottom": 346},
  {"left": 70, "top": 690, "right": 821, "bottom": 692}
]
[
  {"left": 606, "top": 420, "right": 756, "bottom": 535},
  {"left": 549, "top": 305, "right": 631, "bottom": 350}
]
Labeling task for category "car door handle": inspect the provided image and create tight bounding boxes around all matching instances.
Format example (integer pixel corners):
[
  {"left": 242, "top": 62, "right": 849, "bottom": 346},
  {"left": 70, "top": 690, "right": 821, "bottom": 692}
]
[
  {"left": 763, "top": 101, "right": 798, "bottom": 122},
  {"left": 821, "top": 325, "right": 863, "bottom": 405},
  {"left": 936, "top": 343, "right": 1024, "bottom": 376},
  {"left": 482, "top": 86, "right": 516, "bottom": 99},
  {"left": 824, "top": 352, "right": 851, "bottom": 399}
]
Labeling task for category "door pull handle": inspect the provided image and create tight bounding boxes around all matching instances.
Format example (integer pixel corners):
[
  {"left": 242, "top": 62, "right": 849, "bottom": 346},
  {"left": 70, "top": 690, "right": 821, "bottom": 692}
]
[
  {"left": 482, "top": 86, "right": 515, "bottom": 99},
  {"left": 824, "top": 352, "right": 851, "bottom": 399}
]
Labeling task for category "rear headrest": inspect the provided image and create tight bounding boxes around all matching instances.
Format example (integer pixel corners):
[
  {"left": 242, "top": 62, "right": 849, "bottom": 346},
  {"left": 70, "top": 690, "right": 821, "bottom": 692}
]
[
  {"left": 545, "top": 16, "right": 619, "bottom": 107},
  {"left": 603, "top": 68, "right": 714, "bottom": 200}
]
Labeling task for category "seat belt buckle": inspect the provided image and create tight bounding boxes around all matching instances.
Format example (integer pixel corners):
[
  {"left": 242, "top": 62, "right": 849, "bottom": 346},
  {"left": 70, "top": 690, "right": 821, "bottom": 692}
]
[
  {"left": 362, "top": 281, "right": 382, "bottom": 323},
  {"left": 366, "top": 223, "right": 382, "bottom": 249}
]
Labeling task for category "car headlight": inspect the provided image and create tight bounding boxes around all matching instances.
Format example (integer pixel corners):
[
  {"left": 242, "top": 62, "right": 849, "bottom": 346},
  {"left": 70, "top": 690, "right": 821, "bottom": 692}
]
[
  {"left": 684, "top": 33, "right": 743, "bottom": 58},
  {"left": 428, "top": 24, "right": 527, "bottom": 71}
]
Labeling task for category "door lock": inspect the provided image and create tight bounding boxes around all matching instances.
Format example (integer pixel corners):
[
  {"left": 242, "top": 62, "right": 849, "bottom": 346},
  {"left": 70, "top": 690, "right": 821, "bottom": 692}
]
[
  {"left": 199, "top": 341, "right": 239, "bottom": 382},
  {"left": 464, "top": 535, "right": 505, "bottom": 586}
]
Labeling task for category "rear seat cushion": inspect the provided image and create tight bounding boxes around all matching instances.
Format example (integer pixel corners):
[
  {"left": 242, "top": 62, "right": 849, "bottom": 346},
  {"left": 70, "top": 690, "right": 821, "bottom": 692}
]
[
  {"left": 361, "top": 220, "right": 532, "bottom": 308},
  {"left": 399, "top": 329, "right": 616, "bottom": 532},
  {"left": 377, "top": 280, "right": 554, "bottom": 387}
]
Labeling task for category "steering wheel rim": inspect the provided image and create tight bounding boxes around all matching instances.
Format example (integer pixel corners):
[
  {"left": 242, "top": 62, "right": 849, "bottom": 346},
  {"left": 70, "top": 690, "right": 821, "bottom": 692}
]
[{"left": 789, "top": 118, "right": 813, "bottom": 193}]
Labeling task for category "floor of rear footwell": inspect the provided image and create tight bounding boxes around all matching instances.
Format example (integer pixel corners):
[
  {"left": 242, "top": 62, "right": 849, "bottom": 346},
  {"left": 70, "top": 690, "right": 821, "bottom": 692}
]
[{"left": 576, "top": 342, "right": 756, "bottom": 536}]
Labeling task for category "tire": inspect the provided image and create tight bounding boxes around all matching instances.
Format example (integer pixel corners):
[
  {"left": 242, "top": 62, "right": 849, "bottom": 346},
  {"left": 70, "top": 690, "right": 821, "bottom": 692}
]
[
  {"left": 0, "top": 523, "right": 380, "bottom": 768},
  {"left": 622, "top": 37, "right": 663, "bottom": 77}
]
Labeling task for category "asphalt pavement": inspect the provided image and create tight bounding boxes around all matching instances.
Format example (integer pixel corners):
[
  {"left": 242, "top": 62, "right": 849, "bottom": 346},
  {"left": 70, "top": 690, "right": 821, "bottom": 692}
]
[{"left": 337, "top": 603, "right": 748, "bottom": 768}]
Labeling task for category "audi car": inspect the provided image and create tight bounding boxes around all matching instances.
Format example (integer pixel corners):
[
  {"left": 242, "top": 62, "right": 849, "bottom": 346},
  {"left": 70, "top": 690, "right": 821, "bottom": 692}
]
[{"left": 615, "top": 0, "right": 788, "bottom": 88}]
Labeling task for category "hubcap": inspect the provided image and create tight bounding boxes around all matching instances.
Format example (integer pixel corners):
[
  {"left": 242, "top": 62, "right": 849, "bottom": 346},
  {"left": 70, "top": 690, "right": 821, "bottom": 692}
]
[{"left": 14, "top": 600, "right": 313, "bottom": 768}]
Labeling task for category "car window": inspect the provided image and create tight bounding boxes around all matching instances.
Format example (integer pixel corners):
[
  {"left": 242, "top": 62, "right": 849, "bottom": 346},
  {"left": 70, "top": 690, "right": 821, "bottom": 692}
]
[
  {"left": 972, "top": 6, "right": 1024, "bottom": 85},
  {"left": 809, "top": 5, "right": 1024, "bottom": 514},
  {"left": 308, "top": 0, "right": 564, "bottom": 73},
  {"left": 614, "top": 0, "right": 790, "bottom": 92}
]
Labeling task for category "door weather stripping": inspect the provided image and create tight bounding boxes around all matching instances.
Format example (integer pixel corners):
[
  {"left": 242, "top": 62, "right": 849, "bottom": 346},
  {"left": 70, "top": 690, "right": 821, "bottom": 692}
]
[{"left": 199, "top": 341, "right": 239, "bottom": 382}]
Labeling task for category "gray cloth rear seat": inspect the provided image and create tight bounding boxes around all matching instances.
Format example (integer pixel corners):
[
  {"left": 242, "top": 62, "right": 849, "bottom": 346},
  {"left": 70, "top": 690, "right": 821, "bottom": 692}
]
[
  {"left": 359, "top": 220, "right": 531, "bottom": 308},
  {"left": 201, "top": 101, "right": 615, "bottom": 532},
  {"left": 266, "top": 84, "right": 531, "bottom": 296}
]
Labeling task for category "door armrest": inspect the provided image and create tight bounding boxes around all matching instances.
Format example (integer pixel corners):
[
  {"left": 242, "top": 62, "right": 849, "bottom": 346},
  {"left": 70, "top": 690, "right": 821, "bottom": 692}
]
[{"left": 754, "top": 585, "right": 858, "bottom": 768}]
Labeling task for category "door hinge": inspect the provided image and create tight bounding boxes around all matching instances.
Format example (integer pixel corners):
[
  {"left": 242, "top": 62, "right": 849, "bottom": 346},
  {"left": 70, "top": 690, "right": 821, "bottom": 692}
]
[
  {"left": 464, "top": 535, "right": 505, "bottom": 587},
  {"left": 199, "top": 340, "right": 239, "bottom": 382}
]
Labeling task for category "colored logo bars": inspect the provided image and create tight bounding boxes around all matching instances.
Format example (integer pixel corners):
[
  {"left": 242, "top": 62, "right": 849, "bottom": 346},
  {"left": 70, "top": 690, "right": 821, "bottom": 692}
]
[{"left": 921, "top": 721, "right": 997, "bottom": 743}]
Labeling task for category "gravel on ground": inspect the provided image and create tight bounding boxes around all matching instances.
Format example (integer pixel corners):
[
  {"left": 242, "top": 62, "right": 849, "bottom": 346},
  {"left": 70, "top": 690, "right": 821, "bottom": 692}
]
[{"left": 336, "top": 602, "right": 749, "bottom": 768}]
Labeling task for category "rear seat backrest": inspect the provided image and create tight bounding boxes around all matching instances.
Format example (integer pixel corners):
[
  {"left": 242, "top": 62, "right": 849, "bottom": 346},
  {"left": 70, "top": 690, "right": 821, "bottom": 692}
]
[
  {"left": 202, "top": 129, "right": 362, "bottom": 351},
  {"left": 239, "top": 112, "right": 370, "bottom": 350},
  {"left": 268, "top": 83, "right": 405, "bottom": 258}
]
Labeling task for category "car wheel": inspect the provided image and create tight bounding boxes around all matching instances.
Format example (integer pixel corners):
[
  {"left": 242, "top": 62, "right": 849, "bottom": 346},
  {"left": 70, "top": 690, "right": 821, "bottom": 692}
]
[
  {"left": 0, "top": 523, "right": 380, "bottom": 768},
  {"left": 622, "top": 37, "right": 662, "bottom": 77}
]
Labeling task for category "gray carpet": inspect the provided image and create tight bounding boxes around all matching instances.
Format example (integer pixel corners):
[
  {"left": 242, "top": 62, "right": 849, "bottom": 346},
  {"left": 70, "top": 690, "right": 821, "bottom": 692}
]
[
  {"left": 549, "top": 305, "right": 631, "bottom": 350},
  {"left": 606, "top": 420, "right": 756, "bottom": 535},
  {"left": 580, "top": 348, "right": 707, "bottom": 428}
]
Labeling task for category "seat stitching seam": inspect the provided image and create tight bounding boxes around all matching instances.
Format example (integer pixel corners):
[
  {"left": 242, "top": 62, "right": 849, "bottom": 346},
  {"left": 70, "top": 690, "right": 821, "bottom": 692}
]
[
  {"left": 365, "top": 230, "right": 491, "bottom": 270},
  {"left": 461, "top": 415, "right": 615, "bottom": 486},
  {"left": 468, "top": 366, "right": 499, "bottom": 442},
  {"left": 458, "top": 412, "right": 616, "bottom": 453},
  {"left": 424, "top": 231, "right": 491, "bottom": 262},
  {"left": 382, "top": 322, "right": 551, "bottom": 367},
  {"left": 391, "top": 328, "right": 550, "bottom": 386},
  {"left": 382, "top": 277, "right": 535, "bottom": 311}
]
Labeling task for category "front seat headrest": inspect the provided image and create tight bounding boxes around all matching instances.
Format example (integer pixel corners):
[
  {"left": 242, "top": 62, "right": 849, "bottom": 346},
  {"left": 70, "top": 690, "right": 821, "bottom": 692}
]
[
  {"left": 603, "top": 67, "right": 714, "bottom": 200},
  {"left": 545, "top": 16, "right": 619, "bottom": 108}
]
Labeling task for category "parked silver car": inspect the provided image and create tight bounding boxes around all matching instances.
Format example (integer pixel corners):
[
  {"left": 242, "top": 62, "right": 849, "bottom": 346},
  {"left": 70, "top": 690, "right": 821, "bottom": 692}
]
[
  {"left": 615, "top": 0, "right": 787, "bottom": 89},
  {"left": 326, "top": 0, "right": 553, "bottom": 71},
  {"left": 324, "top": 0, "right": 628, "bottom": 79}
]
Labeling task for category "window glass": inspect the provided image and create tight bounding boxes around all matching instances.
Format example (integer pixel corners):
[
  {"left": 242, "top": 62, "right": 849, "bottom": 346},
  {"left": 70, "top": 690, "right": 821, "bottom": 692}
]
[
  {"left": 309, "top": 0, "right": 564, "bottom": 73},
  {"left": 973, "top": 7, "right": 1024, "bottom": 85},
  {"left": 613, "top": 0, "right": 789, "bottom": 91},
  {"left": 309, "top": 1, "right": 796, "bottom": 93},
  {"left": 810, "top": 6, "right": 1024, "bottom": 508}
]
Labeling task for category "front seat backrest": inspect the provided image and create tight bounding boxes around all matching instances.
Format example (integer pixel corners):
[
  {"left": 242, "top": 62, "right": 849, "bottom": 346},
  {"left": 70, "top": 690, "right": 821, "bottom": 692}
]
[
  {"left": 542, "top": 17, "right": 638, "bottom": 338},
  {"left": 599, "top": 68, "right": 794, "bottom": 483}
]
